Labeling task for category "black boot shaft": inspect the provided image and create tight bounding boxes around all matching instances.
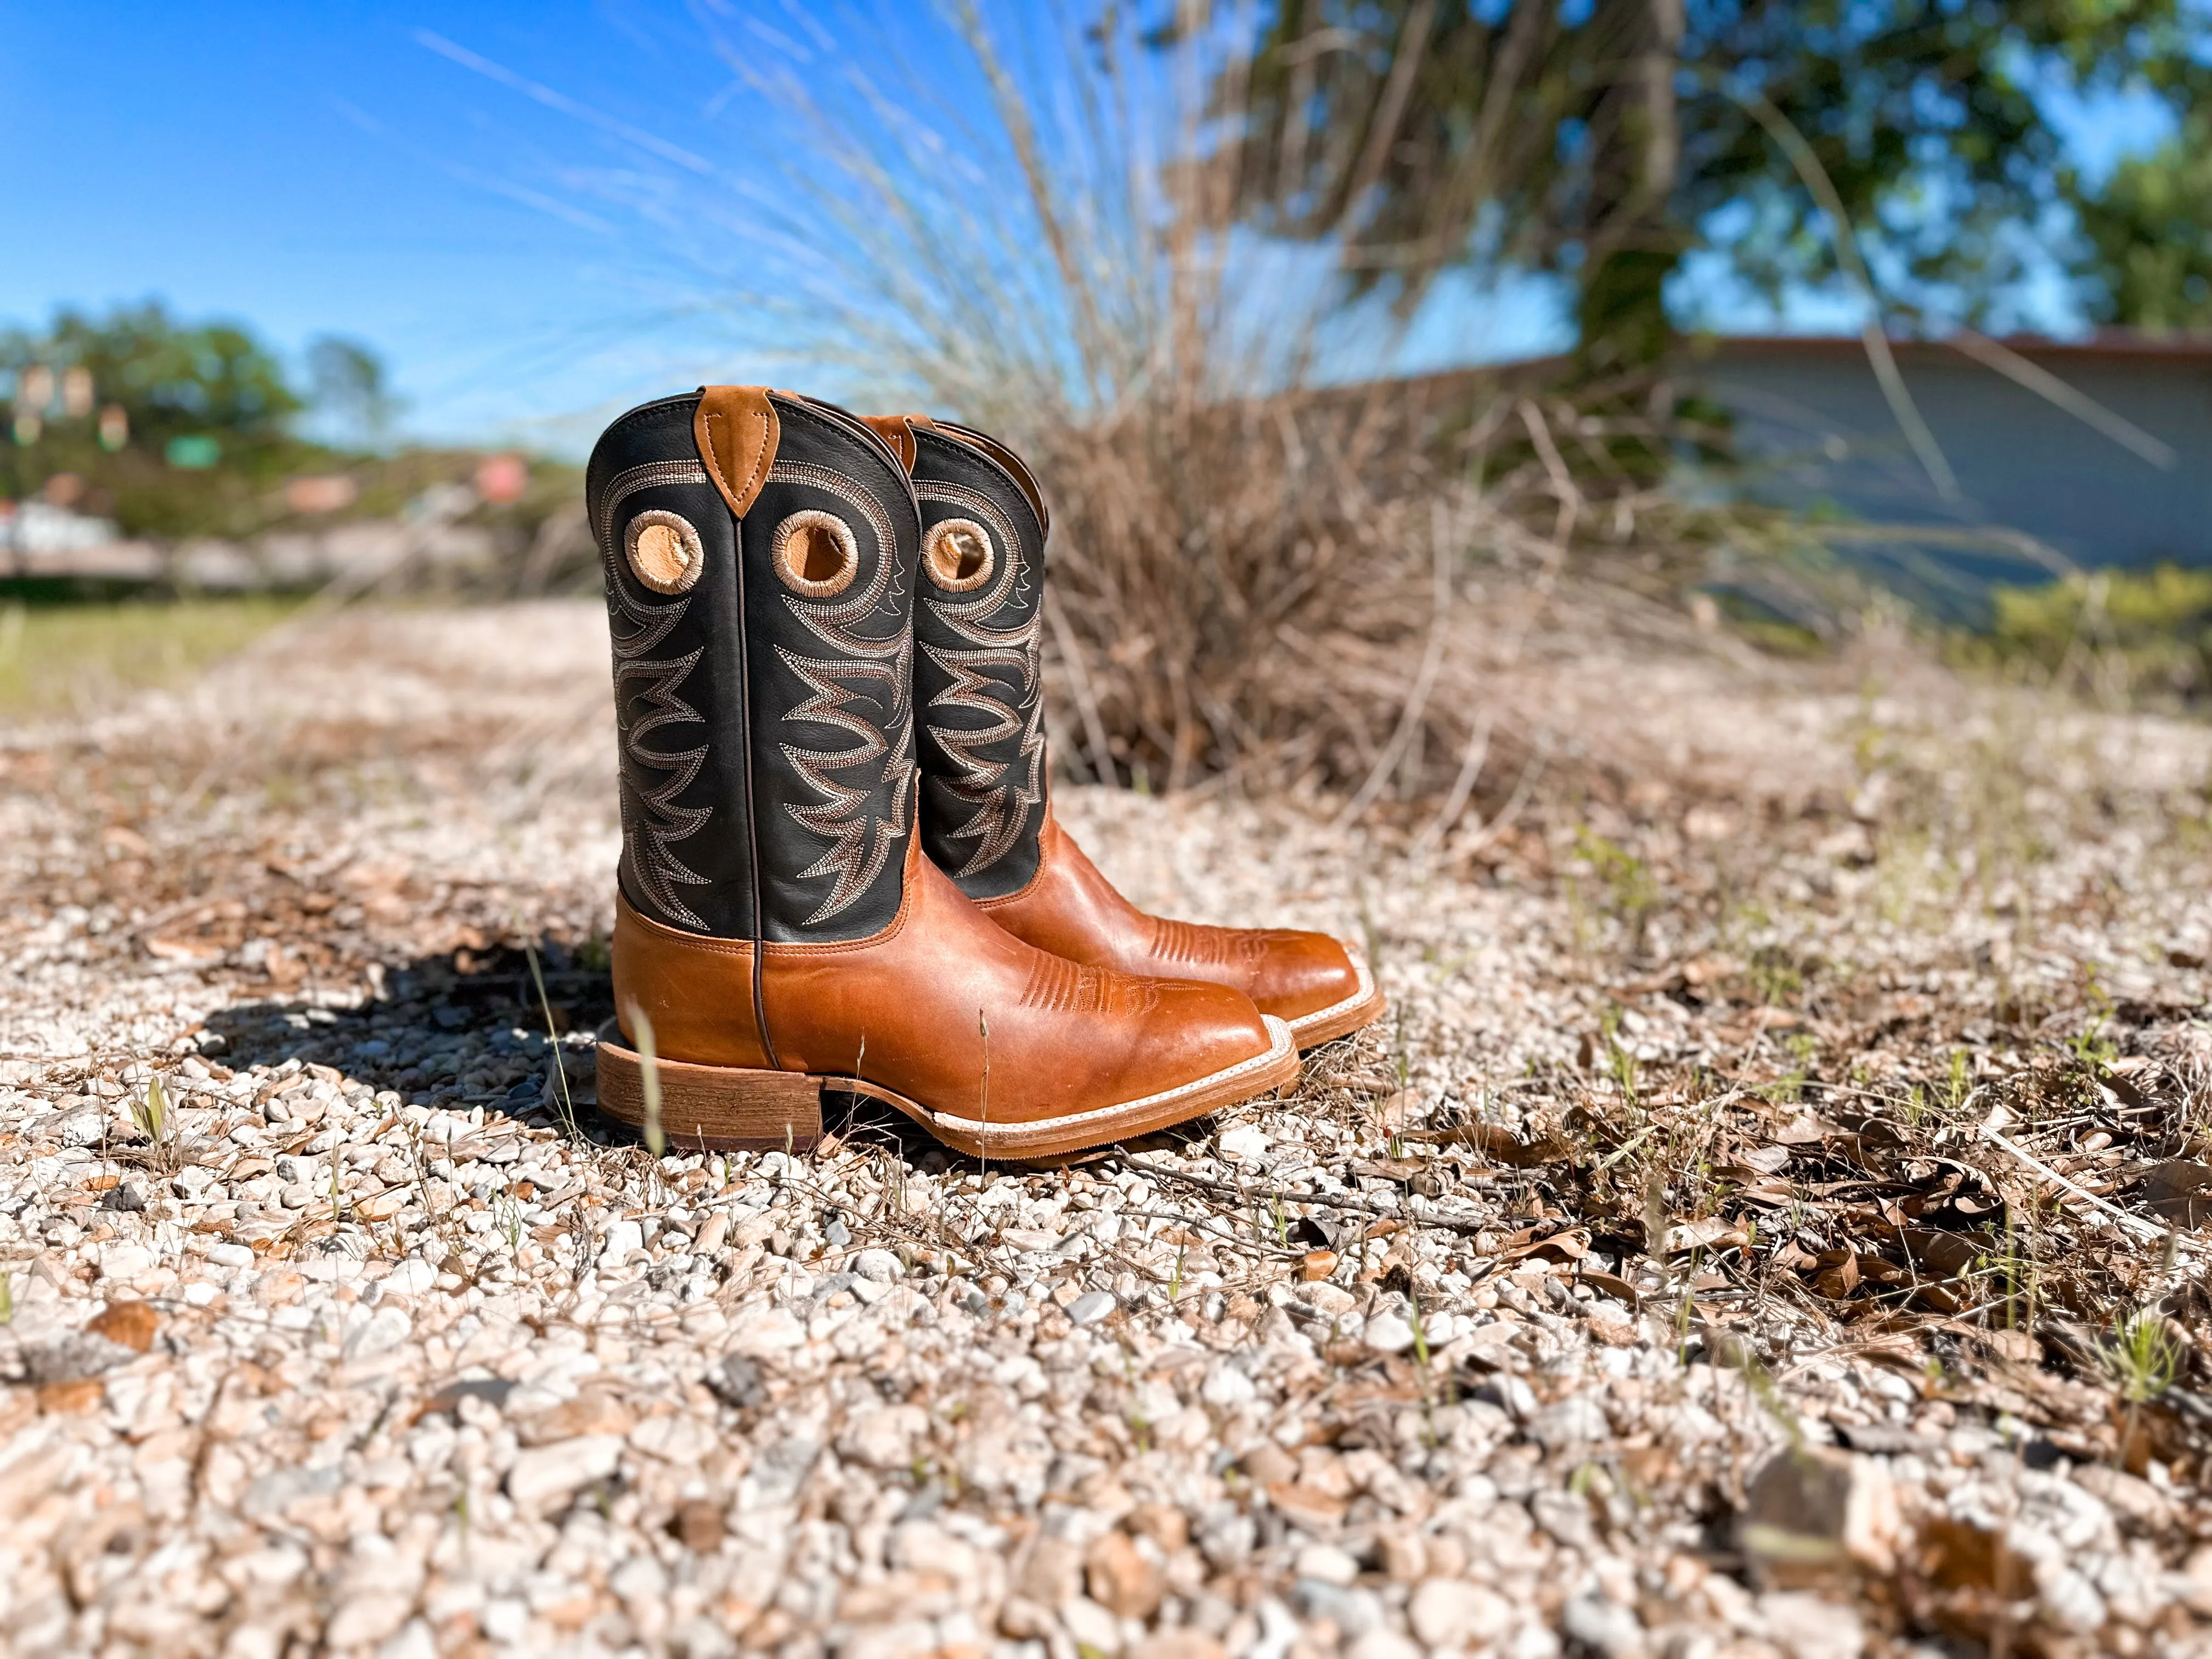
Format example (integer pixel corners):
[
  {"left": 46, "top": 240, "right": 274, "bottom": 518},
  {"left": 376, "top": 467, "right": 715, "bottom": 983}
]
[
  {"left": 907, "top": 421, "right": 1052, "bottom": 901},
  {"left": 588, "top": 390, "right": 919, "bottom": 944}
]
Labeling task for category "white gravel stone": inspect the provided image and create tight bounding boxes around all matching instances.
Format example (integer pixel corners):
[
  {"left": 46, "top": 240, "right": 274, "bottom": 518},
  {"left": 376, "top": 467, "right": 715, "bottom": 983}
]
[
  {"left": 506, "top": 1434, "right": 624, "bottom": 1513},
  {"left": 1066, "top": 1290, "right": 1116, "bottom": 1325}
]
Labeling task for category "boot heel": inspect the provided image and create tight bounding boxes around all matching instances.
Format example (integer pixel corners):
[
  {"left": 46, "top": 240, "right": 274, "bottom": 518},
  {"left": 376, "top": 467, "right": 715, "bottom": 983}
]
[{"left": 594, "top": 1037, "right": 824, "bottom": 1153}]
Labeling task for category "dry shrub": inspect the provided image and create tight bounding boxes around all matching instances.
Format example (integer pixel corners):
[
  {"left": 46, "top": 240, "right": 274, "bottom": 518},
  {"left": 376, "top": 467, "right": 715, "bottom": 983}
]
[{"left": 632, "top": 7, "right": 1710, "bottom": 825}]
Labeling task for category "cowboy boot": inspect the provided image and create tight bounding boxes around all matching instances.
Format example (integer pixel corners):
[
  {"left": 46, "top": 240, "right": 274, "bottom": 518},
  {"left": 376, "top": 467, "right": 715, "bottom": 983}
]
[
  {"left": 861, "top": 414, "right": 1386, "bottom": 1051},
  {"left": 589, "top": 387, "right": 1297, "bottom": 1160}
]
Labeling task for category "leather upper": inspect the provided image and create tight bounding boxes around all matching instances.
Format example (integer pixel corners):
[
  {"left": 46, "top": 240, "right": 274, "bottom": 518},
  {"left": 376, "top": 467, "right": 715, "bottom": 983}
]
[
  {"left": 613, "top": 837, "right": 1281, "bottom": 1125},
  {"left": 589, "top": 389, "right": 922, "bottom": 945},
  {"left": 896, "top": 418, "right": 1053, "bottom": 902},
  {"left": 980, "top": 811, "right": 1370, "bottom": 1028}
]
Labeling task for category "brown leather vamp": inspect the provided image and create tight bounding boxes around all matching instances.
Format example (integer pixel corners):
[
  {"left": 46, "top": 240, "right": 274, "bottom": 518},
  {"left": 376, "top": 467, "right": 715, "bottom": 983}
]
[
  {"left": 614, "top": 837, "right": 1279, "bottom": 1126},
  {"left": 978, "top": 812, "right": 1373, "bottom": 1028}
]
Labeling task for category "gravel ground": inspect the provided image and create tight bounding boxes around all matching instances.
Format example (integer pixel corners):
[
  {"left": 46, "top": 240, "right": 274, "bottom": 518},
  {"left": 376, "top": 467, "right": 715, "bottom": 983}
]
[{"left": 2, "top": 600, "right": 2210, "bottom": 1658}]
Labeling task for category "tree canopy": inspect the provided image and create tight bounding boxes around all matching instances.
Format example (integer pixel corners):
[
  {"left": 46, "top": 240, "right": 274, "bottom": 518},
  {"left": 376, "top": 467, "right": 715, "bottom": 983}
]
[
  {"left": 1, "top": 302, "right": 391, "bottom": 538},
  {"left": 1194, "top": 1, "right": 2212, "bottom": 370}
]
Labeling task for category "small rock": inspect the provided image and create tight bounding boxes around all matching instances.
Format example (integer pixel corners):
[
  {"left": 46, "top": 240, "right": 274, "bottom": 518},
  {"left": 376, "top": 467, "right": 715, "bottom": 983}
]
[
  {"left": 1363, "top": 1312, "right": 1415, "bottom": 1353},
  {"left": 97, "top": 1243, "right": 153, "bottom": 1278},
  {"left": 1740, "top": 1447, "right": 1899, "bottom": 1576},
  {"left": 1126, "top": 1504, "right": 1189, "bottom": 1554},
  {"left": 1408, "top": 1579, "right": 1511, "bottom": 1648},
  {"left": 705, "top": 1353, "right": 766, "bottom": 1409},
  {"left": 204, "top": 1242, "right": 255, "bottom": 1269},
  {"left": 1016, "top": 1536, "right": 1084, "bottom": 1608},
  {"left": 1561, "top": 1594, "right": 1643, "bottom": 1658},
  {"left": 1757, "top": 1590, "right": 1864, "bottom": 1659},
  {"left": 840, "top": 1404, "right": 928, "bottom": 1470},
  {"left": 630, "top": 1414, "right": 716, "bottom": 1464},
  {"left": 1216, "top": 1125, "right": 1270, "bottom": 1164},
  {"left": 726, "top": 1307, "right": 805, "bottom": 1357},
  {"left": 2072, "top": 1463, "right": 2172, "bottom": 1531},
  {"left": 1060, "top": 1596, "right": 1123, "bottom": 1657},
  {"left": 1300, "top": 1283, "right": 1357, "bottom": 1316},
  {"left": 1293, "top": 1543, "right": 1358, "bottom": 1587},
  {"left": 1298, "top": 1249, "right": 1338, "bottom": 1282},
  {"left": 1133, "top": 1632, "right": 1226, "bottom": 1659},
  {"left": 326, "top": 1593, "right": 413, "bottom": 1650},
  {"left": 1066, "top": 1290, "right": 1115, "bottom": 1325},
  {"left": 1345, "top": 1631, "right": 1419, "bottom": 1659},
  {"left": 1087, "top": 1530, "right": 1165, "bottom": 1620},
  {"left": 1527, "top": 1392, "right": 1608, "bottom": 1450},
  {"left": 600, "top": 1218, "right": 645, "bottom": 1261},
  {"left": 506, "top": 1434, "right": 624, "bottom": 1513},
  {"left": 853, "top": 1248, "right": 903, "bottom": 1282}
]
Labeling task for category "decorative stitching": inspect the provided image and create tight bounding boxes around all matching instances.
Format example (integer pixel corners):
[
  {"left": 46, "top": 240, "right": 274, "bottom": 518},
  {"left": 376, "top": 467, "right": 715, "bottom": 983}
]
[
  {"left": 765, "top": 459, "right": 915, "bottom": 926},
  {"left": 598, "top": 462, "right": 714, "bottom": 929},
  {"left": 1147, "top": 915, "right": 1271, "bottom": 969},
  {"left": 598, "top": 460, "right": 707, "bottom": 550},
  {"left": 916, "top": 478, "right": 1044, "bottom": 877},
  {"left": 1018, "top": 955, "right": 1161, "bottom": 1016}
]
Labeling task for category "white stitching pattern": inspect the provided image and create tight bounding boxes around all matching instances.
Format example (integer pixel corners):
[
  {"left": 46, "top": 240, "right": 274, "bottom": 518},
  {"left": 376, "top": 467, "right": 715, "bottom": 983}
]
[
  {"left": 765, "top": 460, "right": 915, "bottom": 926},
  {"left": 599, "top": 461, "right": 713, "bottom": 928},
  {"left": 916, "top": 478, "right": 1044, "bottom": 876}
]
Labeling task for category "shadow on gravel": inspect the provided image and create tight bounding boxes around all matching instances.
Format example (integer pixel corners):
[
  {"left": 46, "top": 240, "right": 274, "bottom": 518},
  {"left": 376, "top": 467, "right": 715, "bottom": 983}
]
[
  {"left": 198, "top": 942, "right": 1244, "bottom": 1175},
  {"left": 198, "top": 939, "right": 618, "bottom": 1138}
]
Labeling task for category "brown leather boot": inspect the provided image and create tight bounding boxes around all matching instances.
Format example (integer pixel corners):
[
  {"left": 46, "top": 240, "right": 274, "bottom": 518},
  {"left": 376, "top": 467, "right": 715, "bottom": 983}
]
[
  {"left": 588, "top": 387, "right": 1297, "bottom": 1159},
  {"left": 862, "top": 414, "right": 1386, "bottom": 1051}
]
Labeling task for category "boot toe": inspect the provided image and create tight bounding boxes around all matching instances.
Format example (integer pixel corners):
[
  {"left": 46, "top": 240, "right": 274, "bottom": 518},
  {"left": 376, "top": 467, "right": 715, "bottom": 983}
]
[
  {"left": 1251, "top": 930, "right": 1385, "bottom": 1047},
  {"left": 1141, "top": 977, "right": 1284, "bottom": 1080}
]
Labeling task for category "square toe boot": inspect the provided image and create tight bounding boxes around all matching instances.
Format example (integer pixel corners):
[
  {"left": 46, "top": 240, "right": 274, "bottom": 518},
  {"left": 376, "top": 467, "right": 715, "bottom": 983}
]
[
  {"left": 861, "top": 414, "right": 1386, "bottom": 1051},
  {"left": 588, "top": 386, "right": 1298, "bottom": 1161}
]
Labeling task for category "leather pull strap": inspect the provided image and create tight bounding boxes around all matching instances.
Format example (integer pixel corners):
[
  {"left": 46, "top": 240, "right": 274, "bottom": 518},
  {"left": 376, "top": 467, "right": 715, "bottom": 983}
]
[
  {"left": 858, "top": 414, "right": 921, "bottom": 472},
  {"left": 693, "top": 386, "right": 780, "bottom": 518}
]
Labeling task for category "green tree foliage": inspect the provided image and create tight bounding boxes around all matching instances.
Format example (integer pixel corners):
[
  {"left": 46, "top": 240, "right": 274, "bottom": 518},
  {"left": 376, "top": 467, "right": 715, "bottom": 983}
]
[
  {"left": 1195, "top": 1, "right": 2210, "bottom": 372},
  {"left": 0, "top": 302, "right": 359, "bottom": 538},
  {"left": 2075, "top": 110, "right": 2212, "bottom": 332}
]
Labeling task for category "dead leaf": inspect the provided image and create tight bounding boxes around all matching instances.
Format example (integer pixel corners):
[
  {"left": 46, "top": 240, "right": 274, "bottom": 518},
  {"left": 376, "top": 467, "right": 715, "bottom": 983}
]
[
  {"left": 1814, "top": 1249, "right": 1861, "bottom": 1299},
  {"left": 2135, "top": 1160, "right": 2212, "bottom": 1227},
  {"left": 1578, "top": 1268, "right": 1641, "bottom": 1308},
  {"left": 86, "top": 1301, "right": 157, "bottom": 1354},
  {"left": 1896, "top": 1226, "right": 1982, "bottom": 1281},
  {"left": 1664, "top": 1217, "right": 1745, "bottom": 1254},
  {"left": 1408, "top": 1122, "right": 1573, "bottom": 1166},
  {"left": 37, "top": 1379, "right": 104, "bottom": 1415},
  {"left": 1351, "top": 1158, "right": 1426, "bottom": 1182}
]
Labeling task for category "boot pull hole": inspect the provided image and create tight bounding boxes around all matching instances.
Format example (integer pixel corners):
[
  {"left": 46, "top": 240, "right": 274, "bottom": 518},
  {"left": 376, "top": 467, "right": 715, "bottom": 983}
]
[
  {"left": 923, "top": 518, "right": 995, "bottom": 591},
  {"left": 772, "top": 509, "right": 860, "bottom": 599},
  {"left": 624, "top": 509, "right": 704, "bottom": 595}
]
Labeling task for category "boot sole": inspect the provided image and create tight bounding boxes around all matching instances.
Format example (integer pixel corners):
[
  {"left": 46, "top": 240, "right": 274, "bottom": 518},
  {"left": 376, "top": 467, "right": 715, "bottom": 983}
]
[
  {"left": 1283, "top": 948, "right": 1386, "bottom": 1051},
  {"left": 594, "top": 1015, "right": 1299, "bottom": 1161}
]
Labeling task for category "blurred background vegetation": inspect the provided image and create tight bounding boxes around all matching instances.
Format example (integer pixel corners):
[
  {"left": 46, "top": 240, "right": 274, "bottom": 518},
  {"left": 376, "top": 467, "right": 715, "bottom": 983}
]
[{"left": 12, "top": 1, "right": 2212, "bottom": 759}]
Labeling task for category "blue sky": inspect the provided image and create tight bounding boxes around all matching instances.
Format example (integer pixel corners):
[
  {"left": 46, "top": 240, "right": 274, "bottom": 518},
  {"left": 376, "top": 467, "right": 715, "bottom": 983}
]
[
  {"left": 1, "top": 3, "right": 867, "bottom": 449},
  {"left": 0, "top": 4, "right": 2176, "bottom": 453}
]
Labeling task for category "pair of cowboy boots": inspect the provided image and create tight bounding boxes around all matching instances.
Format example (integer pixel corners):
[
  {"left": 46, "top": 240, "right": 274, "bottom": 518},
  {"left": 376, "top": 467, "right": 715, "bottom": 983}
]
[{"left": 589, "top": 386, "right": 1383, "bottom": 1160}]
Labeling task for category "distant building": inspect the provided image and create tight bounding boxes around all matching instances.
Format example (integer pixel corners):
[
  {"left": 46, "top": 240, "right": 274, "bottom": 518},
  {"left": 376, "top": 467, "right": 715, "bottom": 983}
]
[
  {"left": 1693, "top": 333, "right": 2212, "bottom": 611},
  {"left": 1, "top": 500, "right": 120, "bottom": 557}
]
